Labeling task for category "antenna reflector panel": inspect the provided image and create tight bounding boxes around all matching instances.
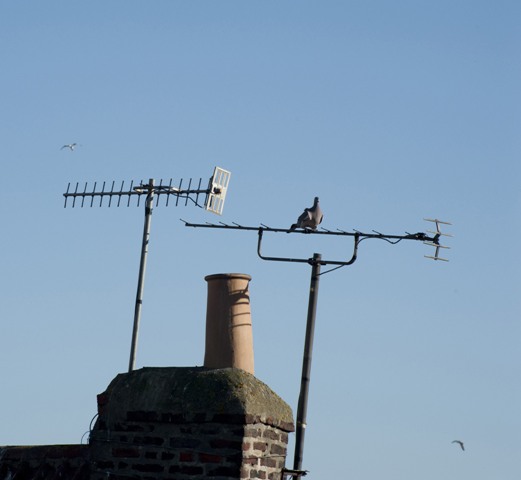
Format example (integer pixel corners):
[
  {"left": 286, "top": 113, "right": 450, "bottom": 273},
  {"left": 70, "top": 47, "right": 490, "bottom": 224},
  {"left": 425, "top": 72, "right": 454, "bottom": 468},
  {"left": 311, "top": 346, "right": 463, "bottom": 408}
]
[{"left": 205, "top": 166, "right": 231, "bottom": 215}]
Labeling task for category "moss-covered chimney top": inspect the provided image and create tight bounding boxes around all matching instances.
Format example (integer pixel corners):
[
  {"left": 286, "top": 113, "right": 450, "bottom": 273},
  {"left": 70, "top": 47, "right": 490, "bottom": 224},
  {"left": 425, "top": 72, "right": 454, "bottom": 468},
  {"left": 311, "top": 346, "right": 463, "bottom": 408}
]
[{"left": 96, "top": 367, "right": 294, "bottom": 432}]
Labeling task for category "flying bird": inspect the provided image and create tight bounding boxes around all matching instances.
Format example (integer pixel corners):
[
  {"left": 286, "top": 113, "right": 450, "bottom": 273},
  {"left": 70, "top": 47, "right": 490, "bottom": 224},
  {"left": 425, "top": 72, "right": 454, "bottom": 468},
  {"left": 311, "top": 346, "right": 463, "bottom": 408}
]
[
  {"left": 61, "top": 143, "right": 78, "bottom": 151},
  {"left": 289, "top": 197, "right": 323, "bottom": 231},
  {"left": 452, "top": 440, "right": 465, "bottom": 451}
]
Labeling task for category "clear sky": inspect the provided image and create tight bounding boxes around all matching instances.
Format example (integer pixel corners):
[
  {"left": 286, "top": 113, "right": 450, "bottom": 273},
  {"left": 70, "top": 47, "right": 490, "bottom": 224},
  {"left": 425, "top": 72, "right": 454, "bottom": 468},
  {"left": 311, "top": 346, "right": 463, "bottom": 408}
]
[{"left": 1, "top": 1, "right": 520, "bottom": 479}]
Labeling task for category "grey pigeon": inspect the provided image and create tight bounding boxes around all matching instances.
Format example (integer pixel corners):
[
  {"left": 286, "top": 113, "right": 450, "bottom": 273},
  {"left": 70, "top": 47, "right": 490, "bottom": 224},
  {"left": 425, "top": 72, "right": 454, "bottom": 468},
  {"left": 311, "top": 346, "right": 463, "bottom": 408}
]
[
  {"left": 451, "top": 440, "right": 465, "bottom": 451},
  {"left": 61, "top": 143, "right": 78, "bottom": 151},
  {"left": 290, "top": 197, "right": 323, "bottom": 231}
]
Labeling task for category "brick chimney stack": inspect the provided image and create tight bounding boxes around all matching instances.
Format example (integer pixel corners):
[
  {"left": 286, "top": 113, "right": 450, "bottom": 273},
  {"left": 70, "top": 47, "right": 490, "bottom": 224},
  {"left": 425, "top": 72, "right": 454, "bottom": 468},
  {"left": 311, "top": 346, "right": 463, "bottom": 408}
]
[{"left": 90, "top": 367, "right": 294, "bottom": 479}]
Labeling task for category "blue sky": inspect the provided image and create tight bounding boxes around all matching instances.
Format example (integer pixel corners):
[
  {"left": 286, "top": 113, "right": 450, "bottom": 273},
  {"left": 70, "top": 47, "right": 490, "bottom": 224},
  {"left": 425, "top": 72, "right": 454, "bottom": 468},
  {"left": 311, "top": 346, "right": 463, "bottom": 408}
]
[{"left": 1, "top": 1, "right": 520, "bottom": 478}]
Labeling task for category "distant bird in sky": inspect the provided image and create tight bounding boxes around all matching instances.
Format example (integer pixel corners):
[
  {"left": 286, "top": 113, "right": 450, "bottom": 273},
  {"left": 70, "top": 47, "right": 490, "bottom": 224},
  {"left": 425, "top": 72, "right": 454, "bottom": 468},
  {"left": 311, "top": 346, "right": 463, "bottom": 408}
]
[
  {"left": 452, "top": 440, "right": 465, "bottom": 451},
  {"left": 61, "top": 143, "right": 78, "bottom": 151},
  {"left": 289, "top": 197, "right": 323, "bottom": 231}
]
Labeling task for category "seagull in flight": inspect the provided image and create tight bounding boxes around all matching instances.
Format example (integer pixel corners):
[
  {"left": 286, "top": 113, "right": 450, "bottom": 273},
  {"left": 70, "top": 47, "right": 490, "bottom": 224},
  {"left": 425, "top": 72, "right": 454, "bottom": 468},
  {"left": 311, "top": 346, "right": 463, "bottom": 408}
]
[
  {"left": 61, "top": 143, "right": 78, "bottom": 151},
  {"left": 289, "top": 197, "right": 323, "bottom": 231},
  {"left": 452, "top": 440, "right": 465, "bottom": 451}
]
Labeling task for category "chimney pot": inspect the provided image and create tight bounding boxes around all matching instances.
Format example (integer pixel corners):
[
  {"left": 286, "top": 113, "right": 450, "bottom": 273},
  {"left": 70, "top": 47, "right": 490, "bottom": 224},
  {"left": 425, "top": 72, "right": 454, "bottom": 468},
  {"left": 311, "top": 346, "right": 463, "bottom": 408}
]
[{"left": 204, "top": 273, "right": 254, "bottom": 374}]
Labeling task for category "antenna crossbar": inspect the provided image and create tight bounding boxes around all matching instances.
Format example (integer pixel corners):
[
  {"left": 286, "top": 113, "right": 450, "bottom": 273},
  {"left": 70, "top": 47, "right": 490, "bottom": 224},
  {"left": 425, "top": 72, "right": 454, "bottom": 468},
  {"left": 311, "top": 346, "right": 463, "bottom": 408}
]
[
  {"left": 182, "top": 220, "right": 443, "bottom": 266},
  {"left": 63, "top": 178, "right": 211, "bottom": 209},
  {"left": 181, "top": 220, "right": 436, "bottom": 242}
]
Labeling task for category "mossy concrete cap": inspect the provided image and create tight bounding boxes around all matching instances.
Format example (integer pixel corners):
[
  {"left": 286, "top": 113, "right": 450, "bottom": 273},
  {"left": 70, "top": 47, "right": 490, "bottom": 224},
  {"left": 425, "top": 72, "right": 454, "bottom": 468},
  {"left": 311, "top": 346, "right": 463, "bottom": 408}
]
[{"left": 98, "top": 367, "right": 294, "bottom": 431}]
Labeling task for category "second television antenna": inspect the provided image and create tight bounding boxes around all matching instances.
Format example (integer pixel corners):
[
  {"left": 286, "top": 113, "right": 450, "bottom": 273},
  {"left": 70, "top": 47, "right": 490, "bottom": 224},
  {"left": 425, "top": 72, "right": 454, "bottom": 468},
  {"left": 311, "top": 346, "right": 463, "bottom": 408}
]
[
  {"left": 183, "top": 215, "right": 452, "bottom": 478},
  {"left": 64, "top": 166, "right": 231, "bottom": 371}
]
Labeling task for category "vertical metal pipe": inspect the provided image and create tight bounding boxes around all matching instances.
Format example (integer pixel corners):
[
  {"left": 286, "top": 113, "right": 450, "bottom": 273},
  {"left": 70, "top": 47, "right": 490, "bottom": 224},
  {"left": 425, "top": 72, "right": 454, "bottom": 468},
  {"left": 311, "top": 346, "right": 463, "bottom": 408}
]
[
  {"left": 293, "top": 253, "right": 322, "bottom": 472},
  {"left": 128, "top": 179, "right": 155, "bottom": 372}
]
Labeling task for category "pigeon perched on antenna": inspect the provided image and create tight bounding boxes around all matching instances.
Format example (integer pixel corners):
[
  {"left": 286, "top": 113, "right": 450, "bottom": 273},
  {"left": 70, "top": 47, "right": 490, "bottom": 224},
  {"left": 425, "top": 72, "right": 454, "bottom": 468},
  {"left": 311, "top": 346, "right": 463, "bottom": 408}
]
[
  {"left": 452, "top": 440, "right": 465, "bottom": 451},
  {"left": 61, "top": 143, "right": 78, "bottom": 151},
  {"left": 289, "top": 197, "right": 323, "bottom": 231}
]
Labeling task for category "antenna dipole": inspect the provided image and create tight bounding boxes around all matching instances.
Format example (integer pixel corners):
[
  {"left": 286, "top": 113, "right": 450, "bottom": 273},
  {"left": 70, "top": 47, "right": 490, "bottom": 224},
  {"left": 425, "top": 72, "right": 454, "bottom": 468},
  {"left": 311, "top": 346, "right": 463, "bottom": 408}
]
[{"left": 64, "top": 167, "right": 231, "bottom": 372}]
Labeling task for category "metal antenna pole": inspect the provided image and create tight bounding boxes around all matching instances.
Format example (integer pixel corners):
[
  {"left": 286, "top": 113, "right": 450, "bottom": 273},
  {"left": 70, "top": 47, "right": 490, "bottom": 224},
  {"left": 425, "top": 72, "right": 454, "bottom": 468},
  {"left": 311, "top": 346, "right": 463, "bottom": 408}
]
[
  {"left": 129, "top": 179, "right": 154, "bottom": 372},
  {"left": 293, "top": 253, "right": 321, "bottom": 473}
]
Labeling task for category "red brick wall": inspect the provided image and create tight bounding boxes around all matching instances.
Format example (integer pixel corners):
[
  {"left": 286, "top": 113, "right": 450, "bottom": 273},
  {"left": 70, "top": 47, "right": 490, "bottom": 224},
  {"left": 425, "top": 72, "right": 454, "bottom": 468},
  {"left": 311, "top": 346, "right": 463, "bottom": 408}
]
[
  {"left": 0, "top": 445, "right": 90, "bottom": 480},
  {"left": 90, "top": 412, "right": 291, "bottom": 479}
]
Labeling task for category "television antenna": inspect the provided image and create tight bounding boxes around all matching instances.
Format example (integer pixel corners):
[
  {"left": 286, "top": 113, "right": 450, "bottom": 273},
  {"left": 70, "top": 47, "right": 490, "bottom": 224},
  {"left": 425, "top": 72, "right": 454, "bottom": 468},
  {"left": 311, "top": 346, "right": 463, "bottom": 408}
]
[
  {"left": 64, "top": 166, "right": 231, "bottom": 372},
  {"left": 182, "top": 215, "right": 451, "bottom": 478}
]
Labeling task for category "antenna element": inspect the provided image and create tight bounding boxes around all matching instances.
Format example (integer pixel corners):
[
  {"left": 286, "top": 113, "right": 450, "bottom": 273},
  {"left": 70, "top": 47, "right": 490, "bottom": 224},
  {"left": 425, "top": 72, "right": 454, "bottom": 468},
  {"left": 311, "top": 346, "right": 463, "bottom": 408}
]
[{"left": 423, "top": 218, "right": 452, "bottom": 261}]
